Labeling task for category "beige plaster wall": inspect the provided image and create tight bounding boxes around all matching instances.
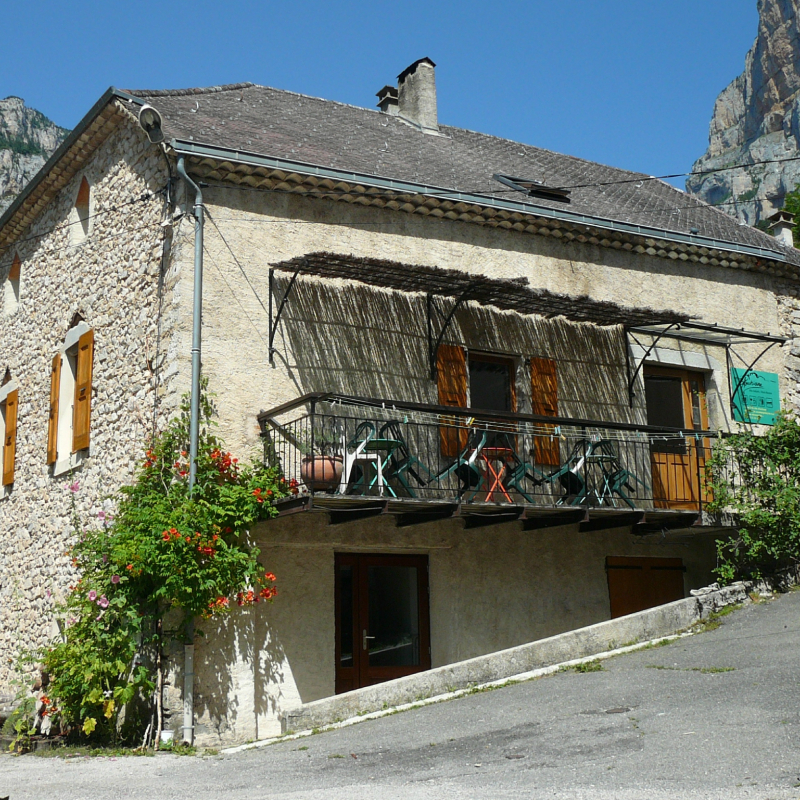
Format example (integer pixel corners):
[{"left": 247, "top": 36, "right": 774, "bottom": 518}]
[
  {"left": 187, "top": 512, "right": 717, "bottom": 746},
  {"left": 166, "top": 184, "right": 792, "bottom": 461}
]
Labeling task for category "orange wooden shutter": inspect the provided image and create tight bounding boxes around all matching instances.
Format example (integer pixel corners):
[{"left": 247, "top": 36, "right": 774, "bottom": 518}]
[
  {"left": 47, "top": 354, "right": 61, "bottom": 465},
  {"left": 9, "top": 254, "right": 21, "bottom": 281},
  {"left": 3, "top": 389, "right": 18, "bottom": 486},
  {"left": 437, "top": 344, "right": 468, "bottom": 457},
  {"left": 72, "top": 330, "right": 94, "bottom": 452},
  {"left": 531, "top": 357, "right": 560, "bottom": 467}
]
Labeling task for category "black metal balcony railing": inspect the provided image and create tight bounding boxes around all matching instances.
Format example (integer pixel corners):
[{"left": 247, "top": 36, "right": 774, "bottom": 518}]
[{"left": 257, "top": 394, "right": 725, "bottom": 514}]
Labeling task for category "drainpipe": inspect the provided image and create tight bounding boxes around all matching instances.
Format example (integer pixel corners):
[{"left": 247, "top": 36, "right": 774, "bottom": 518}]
[{"left": 176, "top": 156, "right": 203, "bottom": 745}]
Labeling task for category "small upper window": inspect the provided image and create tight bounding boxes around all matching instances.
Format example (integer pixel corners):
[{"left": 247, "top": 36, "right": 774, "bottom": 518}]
[
  {"left": 4, "top": 254, "right": 20, "bottom": 316},
  {"left": 69, "top": 177, "right": 91, "bottom": 245}
]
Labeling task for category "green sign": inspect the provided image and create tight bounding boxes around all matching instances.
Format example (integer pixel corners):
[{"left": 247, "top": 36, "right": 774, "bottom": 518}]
[{"left": 731, "top": 368, "right": 780, "bottom": 425}]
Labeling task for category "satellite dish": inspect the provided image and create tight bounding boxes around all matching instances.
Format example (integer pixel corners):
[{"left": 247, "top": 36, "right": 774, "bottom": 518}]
[{"left": 138, "top": 104, "right": 164, "bottom": 144}]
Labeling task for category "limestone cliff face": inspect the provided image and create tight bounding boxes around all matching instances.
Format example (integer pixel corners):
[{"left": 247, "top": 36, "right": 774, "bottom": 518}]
[
  {"left": 0, "top": 97, "right": 69, "bottom": 215},
  {"left": 688, "top": 0, "right": 800, "bottom": 225}
]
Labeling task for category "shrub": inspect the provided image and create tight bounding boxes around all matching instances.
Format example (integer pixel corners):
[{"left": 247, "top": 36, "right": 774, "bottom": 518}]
[{"left": 706, "top": 413, "right": 800, "bottom": 583}]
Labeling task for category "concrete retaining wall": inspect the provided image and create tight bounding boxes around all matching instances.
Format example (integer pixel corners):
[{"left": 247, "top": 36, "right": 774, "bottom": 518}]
[{"left": 281, "top": 582, "right": 747, "bottom": 734}]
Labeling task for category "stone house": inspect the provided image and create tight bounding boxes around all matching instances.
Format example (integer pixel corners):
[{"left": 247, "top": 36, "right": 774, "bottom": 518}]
[{"left": 1, "top": 59, "right": 798, "bottom": 745}]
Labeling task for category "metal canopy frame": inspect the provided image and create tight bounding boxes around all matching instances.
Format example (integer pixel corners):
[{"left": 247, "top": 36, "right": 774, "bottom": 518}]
[{"left": 626, "top": 322, "right": 788, "bottom": 415}]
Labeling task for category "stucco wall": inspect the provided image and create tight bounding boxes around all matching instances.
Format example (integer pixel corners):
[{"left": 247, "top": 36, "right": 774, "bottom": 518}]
[
  {"left": 0, "top": 111, "right": 172, "bottom": 693},
  {"left": 167, "top": 185, "right": 793, "bottom": 459},
  {"left": 185, "top": 512, "right": 717, "bottom": 746}
]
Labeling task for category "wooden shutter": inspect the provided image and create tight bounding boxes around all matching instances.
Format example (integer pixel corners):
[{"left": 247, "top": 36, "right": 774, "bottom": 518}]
[
  {"left": 72, "top": 330, "right": 94, "bottom": 452},
  {"left": 47, "top": 355, "right": 61, "bottom": 465},
  {"left": 2, "top": 389, "right": 18, "bottom": 486},
  {"left": 531, "top": 357, "right": 560, "bottom": 467},
  {"left": 9, "top": 254, "right": 20, "bottom": 281},
  {"left": 437, "top": 344, "right": 468, "bottom": 457}
]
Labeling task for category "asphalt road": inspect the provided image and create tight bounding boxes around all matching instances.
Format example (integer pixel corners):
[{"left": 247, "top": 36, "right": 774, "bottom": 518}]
[{"left": 2, "top": 589, "right": 800, "bottom": 800}]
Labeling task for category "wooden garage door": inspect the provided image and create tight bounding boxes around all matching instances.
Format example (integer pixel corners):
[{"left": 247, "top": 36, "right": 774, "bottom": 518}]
[{"left": 606, "top": 556, "right": 685, "bottom": 619}]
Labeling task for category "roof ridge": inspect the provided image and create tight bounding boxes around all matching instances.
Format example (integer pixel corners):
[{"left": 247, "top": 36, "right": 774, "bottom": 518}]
[{"left": 124, "top": 82, "right": 256, "bottom": 98}]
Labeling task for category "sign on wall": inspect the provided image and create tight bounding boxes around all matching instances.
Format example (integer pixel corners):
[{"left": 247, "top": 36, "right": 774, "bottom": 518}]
[{"left": 731, "top": 368, "right": 780, "bottom": 425}]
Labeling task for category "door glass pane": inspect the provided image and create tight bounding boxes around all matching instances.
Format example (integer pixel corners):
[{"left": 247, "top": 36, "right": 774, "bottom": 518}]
[
  {"left": 645, "top": 375, "right": 687, "bottom": 454},
  {"left": 469, "top": 359, "right": 511, "bottom": 411},
  {"left": 367, "top": 566, "right": 420, "bottom": 667},
  {"left": 339, "top": 565, "right": 353, "bottom": 668},
  {"left": 689, "top": 380, "right": 703, "bottom": 430}
]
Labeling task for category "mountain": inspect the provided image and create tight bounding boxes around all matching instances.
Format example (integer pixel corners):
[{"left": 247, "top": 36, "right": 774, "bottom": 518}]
[
  {"left": 0, "top": 96, "right": 69, "bottom": 216},
  {"left": 687, "top": 0, "right": 800, "bottom": 227}
]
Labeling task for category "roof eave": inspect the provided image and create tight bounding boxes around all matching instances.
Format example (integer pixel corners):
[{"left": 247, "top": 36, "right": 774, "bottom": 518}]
[
  {"left": 0, "top": 87, "right": 146, "bottom": 244},
  {"left": 170, "top": 138, "right": 798, "bottom": 271}
]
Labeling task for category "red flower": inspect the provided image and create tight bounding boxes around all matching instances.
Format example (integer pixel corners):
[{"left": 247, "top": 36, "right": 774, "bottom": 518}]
[
  {"left": 126, "top": 564, "right": 133, "bottom": 570},
  {"left": 264, "top": 572, "right": 276, "bottom": 582}
]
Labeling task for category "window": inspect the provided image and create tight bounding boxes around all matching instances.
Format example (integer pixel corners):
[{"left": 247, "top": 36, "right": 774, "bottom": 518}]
[
  {"left": 0, "top": 376, "right": 19, "bottom": 496},
  {"left": 4, "top": 254, "right": 20, "bottom": 316},
  {"left": 436, "top": 346, "right": 560, "bottom": 465},
  {"left": 69, "top": 177, "right": 91, "bottom": 246},
  {"left": 47, "top": 323, "right": 94, "bottom": 475}
]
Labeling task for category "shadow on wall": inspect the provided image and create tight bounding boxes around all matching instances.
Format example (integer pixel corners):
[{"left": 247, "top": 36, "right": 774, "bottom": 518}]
[
  {"left": 188, "top": 601, "right": 287, "bottom": 741},
  {"left": 272, "top": 275, "right": 646, "bottom": 425}
]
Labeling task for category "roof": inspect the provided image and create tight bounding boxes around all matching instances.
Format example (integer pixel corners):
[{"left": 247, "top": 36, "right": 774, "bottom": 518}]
[
  {"left": 120, "top": 82, "right": 800, "bottom": 269},
  {"left": 2, "top": 81, "right": 799, "bottom": 273}
]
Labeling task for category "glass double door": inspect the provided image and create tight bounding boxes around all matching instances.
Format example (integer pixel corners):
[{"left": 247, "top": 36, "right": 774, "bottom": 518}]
[{"left": 335, "top": 554, "right": 431, "bottom": 694}]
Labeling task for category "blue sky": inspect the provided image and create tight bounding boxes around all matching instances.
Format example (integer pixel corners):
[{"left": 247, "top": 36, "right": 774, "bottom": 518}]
[{"left": 5, "top": 1, "right": 758, "bottom": 189}]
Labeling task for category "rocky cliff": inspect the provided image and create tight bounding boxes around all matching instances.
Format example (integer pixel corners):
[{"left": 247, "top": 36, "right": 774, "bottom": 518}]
[
  {"left": 0, "top": 96, "right": 69, "bottom": 216},
  {"left": 688, "top": 0, "right": 800, "bottom": 226}
]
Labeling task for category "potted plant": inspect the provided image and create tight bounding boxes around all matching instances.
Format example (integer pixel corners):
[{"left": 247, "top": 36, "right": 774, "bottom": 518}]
[{"left": 299, "top": 426, "right": 343, "bottom": 492}]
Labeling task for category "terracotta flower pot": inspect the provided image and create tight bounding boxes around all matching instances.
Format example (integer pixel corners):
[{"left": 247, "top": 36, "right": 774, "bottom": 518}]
[{"left": 300, "top": 455, "right": 344, "bottom": 492}]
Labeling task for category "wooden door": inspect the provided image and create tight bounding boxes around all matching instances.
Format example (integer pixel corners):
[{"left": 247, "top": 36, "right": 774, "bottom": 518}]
[
  {"left": 606, "top": 556, "right": 685, "bottom": 618},
  {"left": 335, "top": 554, "right": 431, "bottom": 694},
  {"left": 644, "top": 367, "right": 709, "bottom": 510}
]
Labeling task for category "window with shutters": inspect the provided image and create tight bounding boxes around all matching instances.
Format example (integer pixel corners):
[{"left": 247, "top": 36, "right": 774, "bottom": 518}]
[
  {"left": 4, "top": 254, "right": 21, "bottom": 316},
  {"left": 69, "top": 177, "right": 92, "bottom": 246},
  {"left": 435, "top": 346, "right": 559, "bottom": 466},
  {"left": 48, "top": 322, "right": 94, "bottom": 476},
  {"left": 0, "top": 376, "right": 19, "bottom": 497}
]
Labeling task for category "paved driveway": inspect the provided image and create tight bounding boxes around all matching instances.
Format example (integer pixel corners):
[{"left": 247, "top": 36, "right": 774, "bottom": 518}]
[{"left": 2, "top": 589, "right": 799, "bottom": 799}]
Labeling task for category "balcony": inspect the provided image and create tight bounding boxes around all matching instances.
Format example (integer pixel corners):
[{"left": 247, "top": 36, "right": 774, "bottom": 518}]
[{"left": 257, "top": 394, "right": 725, "bottom": 532}]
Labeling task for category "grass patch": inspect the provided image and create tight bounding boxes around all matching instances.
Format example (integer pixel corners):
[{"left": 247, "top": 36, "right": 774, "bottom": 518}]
[
  {"left": 645, "top": 664, "right": 734, "bottom": 673},
  {"left": 692, "top": 603, "right": 742, "bottom": 633},
  {"left": 328, "top": 753, "right": 345, "bottom": 759},
  {"left": 203, "top": 748, "right": 219, "bottom": 756},
  {"left": 34, "top": 744, "right": 154, "bottom": 758},
  {"left": 560, "top": 660, "right": 604, "bottom": 674}
]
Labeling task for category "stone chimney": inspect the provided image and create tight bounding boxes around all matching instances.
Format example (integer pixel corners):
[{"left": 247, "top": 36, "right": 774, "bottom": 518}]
[
  {"left": 767, "top": 209, "right": 796, "bottom": 247},
  {"left": 376, "top": 85, "right": 399, "bottom": 115},
  {"left": 396, "top": 58, "right": 438, "bottom": 133}
]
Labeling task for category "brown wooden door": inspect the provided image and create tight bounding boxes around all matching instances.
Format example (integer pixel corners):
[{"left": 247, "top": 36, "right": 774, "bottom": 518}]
[
  {"left": 644, "top": 367, "right": 709, "bottom": 510},
  {"left": 335, "top": 554, "right": 431, "bottom": 694},
  {"left": 606, "top": 556, "right": 685, "bottom": 618}
]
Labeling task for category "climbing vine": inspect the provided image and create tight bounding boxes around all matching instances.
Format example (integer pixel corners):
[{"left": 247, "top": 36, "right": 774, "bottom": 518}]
[
  {"left": 706, "top": 413, "right": 800, "bottom": 584},
  {"left": 36, "top": 386, "right": 291, "bottom": 745}
]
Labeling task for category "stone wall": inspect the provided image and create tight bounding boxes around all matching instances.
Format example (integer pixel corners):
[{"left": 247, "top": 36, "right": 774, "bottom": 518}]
[{"left": 0, "top": 108, "right": 173, "bottom": 694}]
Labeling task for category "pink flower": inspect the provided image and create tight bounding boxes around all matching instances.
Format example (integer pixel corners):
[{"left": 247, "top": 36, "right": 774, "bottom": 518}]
[
  {"left": 111, "top": 575, "right": 120, "bottom": 584},
  {"left": 65, "top": 480, "right": 80, "bottom": 493},
  {"left": 87, "top": 590, "right": 97, "bottom": 602},
  {"left": 97, "top": 595, "right": 109, "bottom": 609}
]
